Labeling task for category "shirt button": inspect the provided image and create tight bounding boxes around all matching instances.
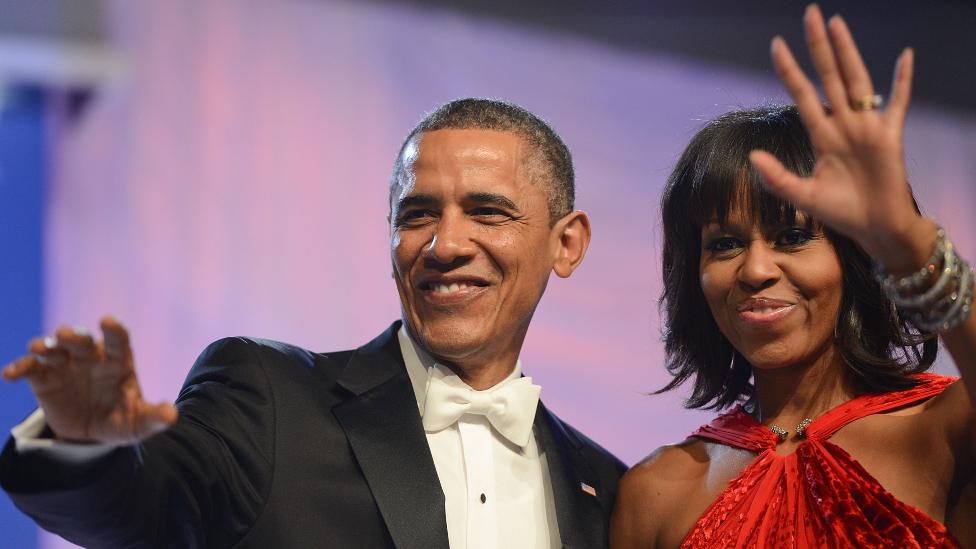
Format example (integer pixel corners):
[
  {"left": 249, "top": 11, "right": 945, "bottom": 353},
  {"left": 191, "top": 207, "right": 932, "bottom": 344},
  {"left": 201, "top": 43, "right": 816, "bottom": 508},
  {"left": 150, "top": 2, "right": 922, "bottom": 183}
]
[{"left": 480, "top": 493, "right": 486, "bottom": 504}]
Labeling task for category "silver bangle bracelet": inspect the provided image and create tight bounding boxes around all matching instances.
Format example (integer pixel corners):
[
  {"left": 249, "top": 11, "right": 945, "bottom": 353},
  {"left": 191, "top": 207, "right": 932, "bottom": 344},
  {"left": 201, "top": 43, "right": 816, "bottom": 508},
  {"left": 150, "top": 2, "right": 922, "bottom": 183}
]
[
  {"left": 877, "top": 226, "right": 947, "bottom": 293},
  {"left": 887, "top": 244, "right": 959, "bottom": 309},
  {"left": 911, "top": 266, "right": 973, "bottom": 332},
  {"left": 876, "top": 225, "right": 974, "bottom": 333}
]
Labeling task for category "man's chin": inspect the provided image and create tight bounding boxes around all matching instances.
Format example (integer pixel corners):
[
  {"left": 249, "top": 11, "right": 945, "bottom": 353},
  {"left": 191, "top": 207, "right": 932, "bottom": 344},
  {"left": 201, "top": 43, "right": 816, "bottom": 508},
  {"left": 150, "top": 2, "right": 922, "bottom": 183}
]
[{"left": 412, "top": 324, "right": 487, "bottom": 362}]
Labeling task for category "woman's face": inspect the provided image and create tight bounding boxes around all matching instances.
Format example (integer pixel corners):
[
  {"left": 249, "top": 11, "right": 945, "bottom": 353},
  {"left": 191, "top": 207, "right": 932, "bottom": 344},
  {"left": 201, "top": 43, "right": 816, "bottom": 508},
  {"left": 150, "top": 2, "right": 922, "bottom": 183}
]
[{"left": 699, "top": 207, "right": 844, "bottom": 370}]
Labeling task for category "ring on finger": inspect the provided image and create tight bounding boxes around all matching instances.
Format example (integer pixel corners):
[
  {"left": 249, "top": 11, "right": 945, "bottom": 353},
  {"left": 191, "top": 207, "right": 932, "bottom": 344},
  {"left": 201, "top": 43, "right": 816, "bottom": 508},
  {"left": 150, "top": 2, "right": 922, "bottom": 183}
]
[{"left": 851, "top": 94, "right": 883, "bottom": 111}]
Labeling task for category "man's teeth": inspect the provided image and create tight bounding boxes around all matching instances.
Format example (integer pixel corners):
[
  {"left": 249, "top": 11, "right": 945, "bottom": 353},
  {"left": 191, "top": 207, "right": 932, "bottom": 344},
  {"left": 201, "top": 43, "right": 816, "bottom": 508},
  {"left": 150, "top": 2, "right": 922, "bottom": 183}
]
[{"left": 433, "top": 282, "right": 470, "bottom": 293}]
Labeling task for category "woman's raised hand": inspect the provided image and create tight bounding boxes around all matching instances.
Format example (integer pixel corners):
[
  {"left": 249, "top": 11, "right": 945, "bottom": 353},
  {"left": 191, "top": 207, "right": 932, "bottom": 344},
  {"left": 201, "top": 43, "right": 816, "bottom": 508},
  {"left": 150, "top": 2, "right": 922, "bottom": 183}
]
[
  {"left": 749, "top": 4, "right": 937, "bottom": 274},
  {"left": 3, "top": 317, "right": 177, "bottom": 444}
]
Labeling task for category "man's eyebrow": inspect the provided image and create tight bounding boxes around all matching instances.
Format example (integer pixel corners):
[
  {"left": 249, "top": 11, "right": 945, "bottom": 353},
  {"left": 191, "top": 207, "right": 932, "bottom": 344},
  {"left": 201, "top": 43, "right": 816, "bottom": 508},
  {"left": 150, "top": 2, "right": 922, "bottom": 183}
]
[
  {"left": 466, "top": 192, "right": 520, "bottom": 212},
  {"left": 395, "top": 194, "right": 438, "bottom": 212}
]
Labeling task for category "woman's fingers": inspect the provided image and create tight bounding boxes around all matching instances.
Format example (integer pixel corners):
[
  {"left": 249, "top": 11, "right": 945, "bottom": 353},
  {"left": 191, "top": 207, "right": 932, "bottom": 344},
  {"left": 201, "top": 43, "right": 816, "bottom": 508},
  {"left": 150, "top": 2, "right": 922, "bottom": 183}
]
[
  {"left": 827, "top": 15, "right": 875, "bottom": 105},
  {"left": 770, "top": 37, "right": 828, "bottom": 135},
  {"left": 885, "top": 48, "right": 914, "bottom": 131},
  {"left": 749, "top": 150, "right": 817, "bottom": 211},
  {"left": 803, "top": 4, "right": 849, "bottom": 115}
]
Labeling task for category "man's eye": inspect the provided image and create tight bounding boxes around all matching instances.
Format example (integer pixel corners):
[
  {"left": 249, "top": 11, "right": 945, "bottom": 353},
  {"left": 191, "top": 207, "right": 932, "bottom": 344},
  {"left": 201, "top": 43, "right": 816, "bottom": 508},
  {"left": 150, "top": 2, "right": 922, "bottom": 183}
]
[
  {"left": 705, "top": 237, "right": 741, "bottom": 252},
  {"left": 777, "top": 228, "right": 814, "bottom": 247},
  {"left": 471, "top": 207, "right": 508, "bottom": 218},
  {"left": 397, "top": 210, "right": 434, "bottom": 225}
]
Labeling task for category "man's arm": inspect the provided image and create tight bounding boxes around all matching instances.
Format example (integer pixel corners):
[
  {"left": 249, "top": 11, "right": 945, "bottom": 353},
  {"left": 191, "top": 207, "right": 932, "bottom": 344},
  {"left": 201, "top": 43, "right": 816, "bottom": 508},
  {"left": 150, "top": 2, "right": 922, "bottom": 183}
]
[{"left": 1, "top": 329, "right": 275, "bottom": 548}]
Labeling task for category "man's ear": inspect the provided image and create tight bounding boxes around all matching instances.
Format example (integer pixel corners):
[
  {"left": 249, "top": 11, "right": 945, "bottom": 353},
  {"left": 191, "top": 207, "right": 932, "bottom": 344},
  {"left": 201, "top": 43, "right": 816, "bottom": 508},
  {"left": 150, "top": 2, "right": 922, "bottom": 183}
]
[{"left": 551, "top": 210, "right": 591, "bottom": 278}]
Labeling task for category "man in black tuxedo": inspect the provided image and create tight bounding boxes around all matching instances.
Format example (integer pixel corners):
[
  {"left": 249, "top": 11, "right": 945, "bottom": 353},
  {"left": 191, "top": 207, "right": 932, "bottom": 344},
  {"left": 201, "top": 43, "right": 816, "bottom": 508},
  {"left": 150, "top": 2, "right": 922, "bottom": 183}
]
[{"left": 1, "top": 98, "right": 625, "bottom": 548}]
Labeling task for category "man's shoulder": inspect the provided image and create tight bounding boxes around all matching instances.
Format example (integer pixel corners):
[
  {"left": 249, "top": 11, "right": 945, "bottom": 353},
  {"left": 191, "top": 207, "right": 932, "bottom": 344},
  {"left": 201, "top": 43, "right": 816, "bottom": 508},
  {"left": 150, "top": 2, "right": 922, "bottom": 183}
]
[
  {"left": 543, "top": 407, "right": 626, "bottom": 475},
  {"left": 185, "top": 321, "right": 404, "bottom": 389},
  {"left": 191, "top": 336, "right": 355, "bottom": 377},
  {"left": 203, "top": 336, "right": 354, "bottom": 364}
]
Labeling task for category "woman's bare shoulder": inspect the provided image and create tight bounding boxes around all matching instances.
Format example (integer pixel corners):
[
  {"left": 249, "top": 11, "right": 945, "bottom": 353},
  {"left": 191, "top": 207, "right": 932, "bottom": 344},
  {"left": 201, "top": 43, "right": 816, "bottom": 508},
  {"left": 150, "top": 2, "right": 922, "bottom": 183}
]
[
  {"left": 611, "top": 439, "right": 712, "bottom": 548},
  {"left": 627, "top": 438, "right": 712, "bottom": 487},
  {"left": 872, "top": 376, "right": 972, "bottom": 445},
  {"left": 922, "top": 378, "right": 975, "bottom": 463}
]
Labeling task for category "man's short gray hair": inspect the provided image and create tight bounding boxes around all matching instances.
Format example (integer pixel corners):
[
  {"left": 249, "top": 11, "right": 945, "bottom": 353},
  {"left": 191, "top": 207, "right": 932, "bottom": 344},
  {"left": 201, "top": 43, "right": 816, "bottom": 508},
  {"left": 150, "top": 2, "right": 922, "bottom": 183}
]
[{"left": 390, "top": 98, "right": 575, "bottom": 221}]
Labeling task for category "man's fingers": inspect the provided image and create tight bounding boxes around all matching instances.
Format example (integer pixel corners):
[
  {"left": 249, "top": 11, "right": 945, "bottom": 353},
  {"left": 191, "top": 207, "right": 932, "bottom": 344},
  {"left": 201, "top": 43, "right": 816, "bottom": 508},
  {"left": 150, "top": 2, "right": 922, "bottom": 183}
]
[
  {"left": 24, "top": 336, "right": 69, "bottom": 367},
  {"left": 150, "top": 402, "right": 179, "bottom": 426},
  {"left": 55, "top": 325, "right": 96, "bottom": 359},
  {"left": 136, "top": 401, "right": 179, "bottom": 438},
  {"left": 3, "top": 355, "right": 41, "bottom": 381},
  {"left": 101, "top": 316, "right": 132, "bottom": 361},
  {"left": 28, "top": 335, "right": 57, "bottom": 355}
]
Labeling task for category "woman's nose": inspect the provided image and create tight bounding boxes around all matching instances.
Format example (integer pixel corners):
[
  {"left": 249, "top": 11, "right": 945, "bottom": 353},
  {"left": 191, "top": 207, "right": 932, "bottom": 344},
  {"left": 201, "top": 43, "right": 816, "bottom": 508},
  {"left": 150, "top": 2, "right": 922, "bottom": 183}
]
[{"left": 737, "top": 243, "right": 782, "bottom": 291}]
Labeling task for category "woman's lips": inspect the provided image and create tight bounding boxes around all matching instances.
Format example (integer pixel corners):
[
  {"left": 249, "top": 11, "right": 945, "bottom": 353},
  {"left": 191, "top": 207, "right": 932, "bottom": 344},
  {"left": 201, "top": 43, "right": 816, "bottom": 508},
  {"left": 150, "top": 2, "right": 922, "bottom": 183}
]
[{"left": 735, "top": 298, "right": 796, "bottom": 325}]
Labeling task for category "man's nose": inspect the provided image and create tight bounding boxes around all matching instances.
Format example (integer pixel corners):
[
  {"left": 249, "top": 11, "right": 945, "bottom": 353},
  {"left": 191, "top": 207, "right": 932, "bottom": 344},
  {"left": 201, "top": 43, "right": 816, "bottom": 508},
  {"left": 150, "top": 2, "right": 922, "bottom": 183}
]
[
  {"left": 422, "top": 213, "right": 476, "bottom": 265},
  {"left": 737, "top": 243, "right": 782, "bottom": 291}
]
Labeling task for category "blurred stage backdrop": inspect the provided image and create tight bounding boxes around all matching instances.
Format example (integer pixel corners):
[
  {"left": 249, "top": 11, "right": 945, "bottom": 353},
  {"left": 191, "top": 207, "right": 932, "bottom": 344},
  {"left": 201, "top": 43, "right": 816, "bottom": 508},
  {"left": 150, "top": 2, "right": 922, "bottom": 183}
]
[{"left": 1, "top": 0, "right": 974, "bottom": 547}]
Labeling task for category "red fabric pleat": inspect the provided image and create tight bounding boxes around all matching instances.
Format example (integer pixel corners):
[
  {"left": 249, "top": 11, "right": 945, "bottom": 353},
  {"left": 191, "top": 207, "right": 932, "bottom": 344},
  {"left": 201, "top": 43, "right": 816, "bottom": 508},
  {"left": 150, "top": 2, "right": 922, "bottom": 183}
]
[{"left": 681, "top": 373, "right": 960, "bottom": 548}]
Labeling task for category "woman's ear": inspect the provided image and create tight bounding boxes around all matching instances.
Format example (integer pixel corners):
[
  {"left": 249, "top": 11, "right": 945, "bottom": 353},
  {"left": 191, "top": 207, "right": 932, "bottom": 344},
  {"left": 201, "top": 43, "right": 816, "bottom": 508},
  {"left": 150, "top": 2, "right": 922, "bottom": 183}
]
[{"left": 551, "top": 210, "right": 591, "bottom": 278}]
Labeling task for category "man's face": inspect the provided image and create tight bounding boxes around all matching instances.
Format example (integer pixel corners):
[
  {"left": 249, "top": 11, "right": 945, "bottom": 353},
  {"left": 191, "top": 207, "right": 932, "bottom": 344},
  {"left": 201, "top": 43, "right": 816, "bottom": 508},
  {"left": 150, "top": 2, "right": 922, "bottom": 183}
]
[{"left": 390, "top": 128, "right": 562, "bottom": 371}]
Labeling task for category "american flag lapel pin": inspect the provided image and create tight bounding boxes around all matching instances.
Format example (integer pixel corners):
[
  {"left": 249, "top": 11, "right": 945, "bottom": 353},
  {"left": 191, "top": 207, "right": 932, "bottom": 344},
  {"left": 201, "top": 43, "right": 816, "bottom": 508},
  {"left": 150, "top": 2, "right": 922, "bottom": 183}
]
[{"left": 580, "top": 482, "right": 597, "bottom": 497}]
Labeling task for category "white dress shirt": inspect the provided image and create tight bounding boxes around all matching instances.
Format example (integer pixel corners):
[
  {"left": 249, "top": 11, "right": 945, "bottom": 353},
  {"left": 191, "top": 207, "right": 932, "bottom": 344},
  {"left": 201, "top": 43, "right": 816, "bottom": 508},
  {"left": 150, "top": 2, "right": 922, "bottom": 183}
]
[
  {"left": 11, "top": 329, "right": 561, "bottom": 548},
  {"left": 397, "top": 327, "right": 560, "bottom": 549}
]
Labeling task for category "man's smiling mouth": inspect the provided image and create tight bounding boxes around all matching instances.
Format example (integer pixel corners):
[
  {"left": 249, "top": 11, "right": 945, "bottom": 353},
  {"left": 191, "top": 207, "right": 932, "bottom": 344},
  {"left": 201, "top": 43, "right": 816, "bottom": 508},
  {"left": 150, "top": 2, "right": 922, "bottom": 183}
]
[
  {"left": 418, "top": 277, "right": 490, "bottom": 300},
  {"left": 426, "top": 281, "right": 475, "bottom": 294}
]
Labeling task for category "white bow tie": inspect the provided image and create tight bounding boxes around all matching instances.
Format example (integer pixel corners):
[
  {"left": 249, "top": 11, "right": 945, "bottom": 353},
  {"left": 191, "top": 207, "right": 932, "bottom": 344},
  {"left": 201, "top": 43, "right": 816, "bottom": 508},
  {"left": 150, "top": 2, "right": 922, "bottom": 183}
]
[{"left": 422, "top": 373, "right": 542, "bottom": 447}]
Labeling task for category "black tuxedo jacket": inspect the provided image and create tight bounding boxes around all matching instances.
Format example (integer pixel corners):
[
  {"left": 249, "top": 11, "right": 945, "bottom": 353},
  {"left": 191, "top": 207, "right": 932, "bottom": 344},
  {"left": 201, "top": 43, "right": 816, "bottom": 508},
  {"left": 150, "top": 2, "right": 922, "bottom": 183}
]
[{"left": 0, "top": 322, "right": 625, "bottom": 548}]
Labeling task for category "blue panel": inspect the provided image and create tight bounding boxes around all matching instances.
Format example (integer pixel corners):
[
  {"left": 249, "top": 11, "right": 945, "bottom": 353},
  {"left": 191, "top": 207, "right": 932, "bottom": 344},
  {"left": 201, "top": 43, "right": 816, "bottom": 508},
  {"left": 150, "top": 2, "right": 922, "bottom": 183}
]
[{"left": 0, "top": 85, "right": 45, "bottom": 548}]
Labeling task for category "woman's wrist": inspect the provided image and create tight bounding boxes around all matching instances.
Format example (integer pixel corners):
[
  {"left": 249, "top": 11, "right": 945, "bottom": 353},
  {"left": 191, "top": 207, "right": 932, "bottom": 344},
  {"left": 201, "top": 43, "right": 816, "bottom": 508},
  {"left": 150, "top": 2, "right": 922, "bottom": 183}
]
[{"left": 868, "top": 217, "right": 940, "bottom": 277}]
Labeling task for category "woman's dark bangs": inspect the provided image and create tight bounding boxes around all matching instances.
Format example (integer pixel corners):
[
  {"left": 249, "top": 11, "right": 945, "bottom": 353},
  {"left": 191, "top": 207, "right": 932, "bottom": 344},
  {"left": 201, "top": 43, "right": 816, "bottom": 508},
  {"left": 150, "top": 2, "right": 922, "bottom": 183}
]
[{"left": 688, "top": 149, "right": 798, "bottom": 231}]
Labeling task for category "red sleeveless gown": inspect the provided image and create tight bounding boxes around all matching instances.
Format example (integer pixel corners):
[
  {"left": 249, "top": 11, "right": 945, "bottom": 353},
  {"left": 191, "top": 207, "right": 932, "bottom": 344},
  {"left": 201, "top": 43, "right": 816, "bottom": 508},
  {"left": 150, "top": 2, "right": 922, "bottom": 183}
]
[{"left": 681, "top": 373, "right": 960, "bottom": 548}]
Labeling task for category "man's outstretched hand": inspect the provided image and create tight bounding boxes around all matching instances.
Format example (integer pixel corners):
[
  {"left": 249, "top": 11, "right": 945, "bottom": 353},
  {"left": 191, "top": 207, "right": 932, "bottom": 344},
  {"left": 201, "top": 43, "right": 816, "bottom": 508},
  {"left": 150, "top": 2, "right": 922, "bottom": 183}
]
[{"left": 3, "top": 316, "right": 178, "bottom": 445}]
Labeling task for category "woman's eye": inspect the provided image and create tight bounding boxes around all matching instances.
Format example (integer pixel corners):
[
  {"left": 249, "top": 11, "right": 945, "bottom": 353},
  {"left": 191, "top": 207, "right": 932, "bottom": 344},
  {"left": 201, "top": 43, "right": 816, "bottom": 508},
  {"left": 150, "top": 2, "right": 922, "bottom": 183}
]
[
  {"left": 706, "top": 237, "right": 741, "bottom": 252},
  {"left": 777, "top": 228, "right": 813, "bottom": 247}
]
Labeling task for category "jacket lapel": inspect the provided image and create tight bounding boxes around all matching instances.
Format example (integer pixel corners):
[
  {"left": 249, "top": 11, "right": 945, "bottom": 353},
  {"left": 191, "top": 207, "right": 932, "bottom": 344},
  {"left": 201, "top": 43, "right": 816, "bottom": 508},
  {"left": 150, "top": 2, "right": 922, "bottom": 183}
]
[
  {"left": 332, "top": 323, "right": 449, "bottom": 549},
  {"left": 535, "top": 403, "right": 606, "bottom": 549}
]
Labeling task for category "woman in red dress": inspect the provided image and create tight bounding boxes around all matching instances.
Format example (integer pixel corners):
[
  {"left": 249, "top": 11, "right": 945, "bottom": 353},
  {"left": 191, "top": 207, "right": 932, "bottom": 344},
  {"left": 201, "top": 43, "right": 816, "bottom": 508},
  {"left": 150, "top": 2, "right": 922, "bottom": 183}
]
[{"left": 611, "top": 5, "right": 975, "bottom": 548}]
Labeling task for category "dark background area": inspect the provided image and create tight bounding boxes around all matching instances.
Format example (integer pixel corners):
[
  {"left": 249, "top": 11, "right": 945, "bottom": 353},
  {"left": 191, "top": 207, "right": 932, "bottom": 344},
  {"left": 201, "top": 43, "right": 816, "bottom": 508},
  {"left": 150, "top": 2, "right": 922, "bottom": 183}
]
[
  {"left": 370, "top": 0, "right": 976, "bottom": 114},
  {"left": 2, "top": 0, "right": 973, "bottom": 112}
]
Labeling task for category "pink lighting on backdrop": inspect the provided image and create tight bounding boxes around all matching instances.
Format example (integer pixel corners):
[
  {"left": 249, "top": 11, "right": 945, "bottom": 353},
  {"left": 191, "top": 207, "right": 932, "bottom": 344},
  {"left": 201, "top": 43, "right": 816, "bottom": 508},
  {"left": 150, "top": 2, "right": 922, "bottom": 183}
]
[{"left": 40, "top": 1, "right": 974, "bottom": 547}]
